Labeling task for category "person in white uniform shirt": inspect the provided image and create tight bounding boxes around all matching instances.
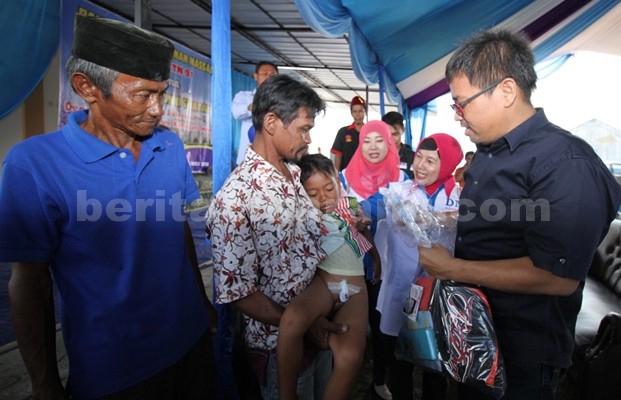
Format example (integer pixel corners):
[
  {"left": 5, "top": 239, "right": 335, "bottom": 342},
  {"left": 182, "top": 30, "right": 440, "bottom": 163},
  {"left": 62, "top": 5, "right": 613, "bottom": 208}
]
[
  {"left": 231, "top": 61, "right": 278, "bottom": 165},
  {"left": 375, "top": 133, "right": 463, "bottom": 399}
]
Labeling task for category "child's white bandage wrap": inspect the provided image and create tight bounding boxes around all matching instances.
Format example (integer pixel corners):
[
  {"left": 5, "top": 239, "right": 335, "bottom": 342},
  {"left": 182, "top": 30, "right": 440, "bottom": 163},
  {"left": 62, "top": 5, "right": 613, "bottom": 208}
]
[{"left": 328, "top": 279, "right": 361, "bottom": 303}]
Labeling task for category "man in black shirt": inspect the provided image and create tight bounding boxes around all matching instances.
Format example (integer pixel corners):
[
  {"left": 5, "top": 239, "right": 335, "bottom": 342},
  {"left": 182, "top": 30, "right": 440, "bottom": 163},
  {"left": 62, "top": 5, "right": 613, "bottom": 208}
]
[
  {"left": 382, "top": 111, "right": 414, "bottom": 178},
  {"left": 330, "top": 96, "right": 366, "bottom": 171},
  {"left": 418, "top": 29, "right": 621, "bottom": 399}
]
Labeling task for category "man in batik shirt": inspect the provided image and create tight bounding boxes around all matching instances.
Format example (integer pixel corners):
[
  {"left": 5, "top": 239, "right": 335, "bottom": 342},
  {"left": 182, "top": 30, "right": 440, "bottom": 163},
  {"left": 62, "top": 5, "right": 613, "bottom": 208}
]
[{"left": 206, "top": 75, "right": 345, "bottom": 400}]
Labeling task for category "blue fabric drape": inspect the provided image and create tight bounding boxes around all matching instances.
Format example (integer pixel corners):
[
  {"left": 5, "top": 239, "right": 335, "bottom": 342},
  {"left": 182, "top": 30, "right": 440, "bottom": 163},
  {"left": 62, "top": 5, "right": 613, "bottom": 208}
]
[
  {"left": 536, "top": 54, "right": 573, "bottom": 80},
  {"left": 294, "top": 0, "right": 351, "bottom": 37},
  {"left": 295, "top": 0, "right": 612, "bottom": 146},
  {"left": 295, "top": 0, "right": 405, "bottom": 111},
  {"left": 212, "top": 0, "right": 232, "bottom": 191},
  {"left": 378, "top": 64, "right": 386, "bottom": 116},
  {"left": 211, "top": 1, "right": 238, "bottom": 399},
  {"left": 404, "top": 107, "right": 412, "bottom": 146},
  {"left": 532, "top": 0, "right": 620, "bottom": 63},
  {"left": 409, "top": 102, "right": 435, "bottom": 148},
  {"left": 0, "top": 0, "right": 60, "bottom": 119}
]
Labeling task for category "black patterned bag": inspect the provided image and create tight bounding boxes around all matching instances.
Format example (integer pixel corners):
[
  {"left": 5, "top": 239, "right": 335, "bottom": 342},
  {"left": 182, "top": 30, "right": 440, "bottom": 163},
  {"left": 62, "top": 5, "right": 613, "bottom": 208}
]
[{"left": 430, "top": 279, "right": 507, "bottom": 399}]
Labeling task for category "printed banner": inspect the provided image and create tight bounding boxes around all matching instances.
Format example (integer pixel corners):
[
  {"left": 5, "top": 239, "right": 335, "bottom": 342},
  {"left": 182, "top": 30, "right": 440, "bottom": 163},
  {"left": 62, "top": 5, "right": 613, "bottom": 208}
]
[{"left": 60, "top": 0, "right": 212, "bottom": 172}]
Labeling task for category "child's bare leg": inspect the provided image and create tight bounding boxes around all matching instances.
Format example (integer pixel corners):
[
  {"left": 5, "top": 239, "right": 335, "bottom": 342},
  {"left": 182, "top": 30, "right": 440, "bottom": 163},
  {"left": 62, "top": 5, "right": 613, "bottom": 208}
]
[
  {"left": 323, "top": 275, "right": 368, "bottom": 400},
  {"left": 278, "top": 276, "right": 333, "bottom": 400}
]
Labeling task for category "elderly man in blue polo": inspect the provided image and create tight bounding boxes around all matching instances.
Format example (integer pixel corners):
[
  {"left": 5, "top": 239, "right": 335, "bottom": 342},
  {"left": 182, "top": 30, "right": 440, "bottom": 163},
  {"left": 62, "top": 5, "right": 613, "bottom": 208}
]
[{"left": 0, "top": 15, "right": 217, "bottom": 399}]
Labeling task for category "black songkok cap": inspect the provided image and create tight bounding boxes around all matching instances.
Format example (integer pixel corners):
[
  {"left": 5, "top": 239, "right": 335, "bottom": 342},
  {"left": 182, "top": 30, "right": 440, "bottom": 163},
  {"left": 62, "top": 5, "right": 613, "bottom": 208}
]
[{"left": 71, "top": 14, "right": 174, "bottom": 81}]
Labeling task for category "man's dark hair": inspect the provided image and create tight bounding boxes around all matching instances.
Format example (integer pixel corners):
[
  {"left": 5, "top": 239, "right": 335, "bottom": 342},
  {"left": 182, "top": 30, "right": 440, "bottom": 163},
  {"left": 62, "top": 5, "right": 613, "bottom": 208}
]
[
  {"left": 252, "top": 74, "right": 325, "bottom": 132},
  {"left": 382, "top": 111, "right": 404, "bottom": 128},
  {"left": 298, "top": 153, "right": 337, "bottom": 185},
  {"left": 446, "top": 29, "right": 537, "bottom": 100},
  {"left": 255, "top": 61, "right": 278, "bottom": 73}
]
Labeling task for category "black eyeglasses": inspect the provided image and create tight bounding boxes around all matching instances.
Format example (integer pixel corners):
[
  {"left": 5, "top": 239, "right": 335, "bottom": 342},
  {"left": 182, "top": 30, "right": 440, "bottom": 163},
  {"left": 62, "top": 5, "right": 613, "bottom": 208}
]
[{"left": 450, "top": 76, "right": 509, "bottom": 118}]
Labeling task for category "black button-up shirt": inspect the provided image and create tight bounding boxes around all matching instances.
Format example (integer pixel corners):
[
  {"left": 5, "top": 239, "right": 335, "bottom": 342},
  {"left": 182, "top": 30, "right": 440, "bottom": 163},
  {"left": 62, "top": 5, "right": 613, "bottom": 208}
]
[{"left": 456, "top": 109, "right": 621, "bottom": 367}]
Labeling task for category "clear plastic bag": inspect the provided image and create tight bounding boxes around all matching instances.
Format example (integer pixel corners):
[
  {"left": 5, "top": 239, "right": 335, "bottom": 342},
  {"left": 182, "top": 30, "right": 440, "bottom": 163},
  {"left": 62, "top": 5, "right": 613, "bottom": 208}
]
[{"left": 379, "top": 183, "right": 457, "bottom": 248}]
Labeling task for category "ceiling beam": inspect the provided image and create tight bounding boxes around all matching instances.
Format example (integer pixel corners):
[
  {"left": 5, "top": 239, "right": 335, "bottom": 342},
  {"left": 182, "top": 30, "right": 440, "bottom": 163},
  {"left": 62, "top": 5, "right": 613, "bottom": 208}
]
[
  {"left": 233, "top": 62, "right": 353, "bottom": 72},
  {"left": 154, "top": 24, "right": 314, "bottom": 33},
  {"left": 312, "top": 85, "right": 383, "bottom": 93},
  {"left": 190, "top": 0, "right": 350, "bottom": 104}
]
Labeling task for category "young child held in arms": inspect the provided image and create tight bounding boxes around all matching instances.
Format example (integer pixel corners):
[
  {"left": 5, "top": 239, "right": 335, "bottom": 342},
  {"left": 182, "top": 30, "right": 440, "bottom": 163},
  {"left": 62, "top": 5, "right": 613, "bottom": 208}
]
[{"left": 277, "top": 153, "right": 371, "bottom": 400}]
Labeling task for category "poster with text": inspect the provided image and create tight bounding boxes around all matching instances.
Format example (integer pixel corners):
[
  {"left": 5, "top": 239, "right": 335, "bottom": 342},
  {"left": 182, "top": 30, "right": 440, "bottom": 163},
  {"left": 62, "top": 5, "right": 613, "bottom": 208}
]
[{"left": 60, "top": 0, "right": 213, "bottom": 172}]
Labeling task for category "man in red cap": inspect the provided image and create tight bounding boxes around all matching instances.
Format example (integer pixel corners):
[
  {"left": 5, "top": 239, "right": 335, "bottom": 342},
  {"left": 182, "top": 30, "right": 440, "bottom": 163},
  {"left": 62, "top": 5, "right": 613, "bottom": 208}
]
[{"left": 330, "top": 95, "right": 366, "bottom": 171}]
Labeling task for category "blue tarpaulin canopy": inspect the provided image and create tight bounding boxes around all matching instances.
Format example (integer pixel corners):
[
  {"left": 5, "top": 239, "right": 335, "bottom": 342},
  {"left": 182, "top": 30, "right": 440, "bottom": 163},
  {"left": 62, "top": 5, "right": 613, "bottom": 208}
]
[
  {"left": 3, "top": 0, "right": 621, "bottom": 122},
  {"left": 298, "top": 0, "right": 621, "bottom": 111}
]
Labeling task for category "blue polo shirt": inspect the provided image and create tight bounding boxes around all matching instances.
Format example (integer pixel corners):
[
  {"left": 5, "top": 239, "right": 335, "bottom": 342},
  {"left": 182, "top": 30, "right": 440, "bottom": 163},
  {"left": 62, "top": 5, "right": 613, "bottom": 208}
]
[
  {"left": 456, "top": 109, "right": 621, "bottom": 367},
  {"left": 0, "top": 110, "right": 209, "bottom": 398}
]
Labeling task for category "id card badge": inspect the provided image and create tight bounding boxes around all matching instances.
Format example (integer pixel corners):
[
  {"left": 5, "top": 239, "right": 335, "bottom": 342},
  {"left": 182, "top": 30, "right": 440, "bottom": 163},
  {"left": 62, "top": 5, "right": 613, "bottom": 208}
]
[{"left": 404, "top": 283, "right": 423, "bottom": 321}]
